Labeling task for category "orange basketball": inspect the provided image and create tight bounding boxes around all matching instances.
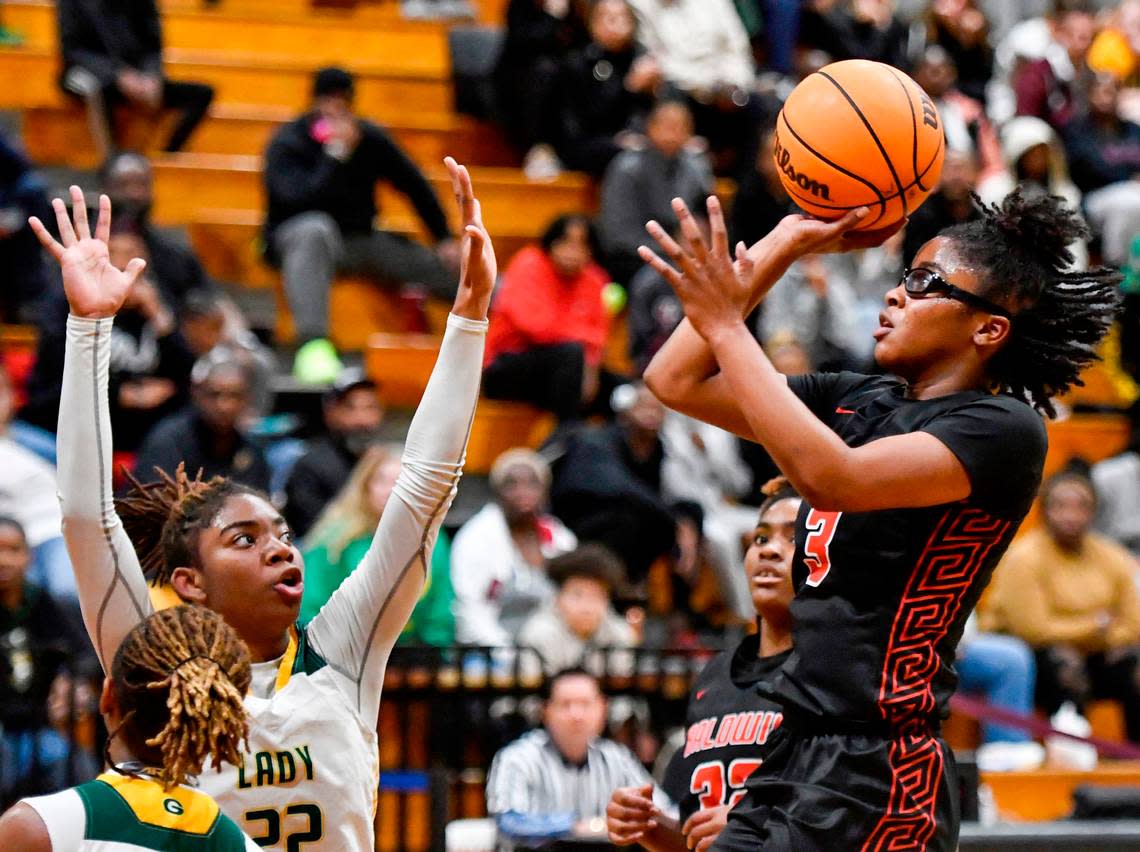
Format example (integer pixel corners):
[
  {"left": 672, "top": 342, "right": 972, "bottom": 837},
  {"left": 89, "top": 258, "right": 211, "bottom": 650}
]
[{"left": 774, "top": 59, "right": 945, "bottom": 231}]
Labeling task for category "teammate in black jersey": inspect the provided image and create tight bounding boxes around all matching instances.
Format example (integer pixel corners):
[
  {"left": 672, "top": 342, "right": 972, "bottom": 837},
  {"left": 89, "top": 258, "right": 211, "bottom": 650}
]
[
  {"left": 605, "top": 479, "right": 799, "bottom": 852},
  {"left": 638, "top": 188, "right": 1120, "bottom": 850}
]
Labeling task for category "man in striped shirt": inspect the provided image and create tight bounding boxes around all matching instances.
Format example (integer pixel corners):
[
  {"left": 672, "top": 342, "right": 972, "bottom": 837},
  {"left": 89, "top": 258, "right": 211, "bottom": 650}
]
[{"left": 486, "top": 669, "right": 673, "bottom": 837}]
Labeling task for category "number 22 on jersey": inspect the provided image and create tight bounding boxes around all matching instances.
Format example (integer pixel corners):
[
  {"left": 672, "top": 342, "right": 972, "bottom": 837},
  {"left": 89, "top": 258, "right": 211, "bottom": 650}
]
[{"left": 803, "top": 509, "right": 842, "bottom": 587}]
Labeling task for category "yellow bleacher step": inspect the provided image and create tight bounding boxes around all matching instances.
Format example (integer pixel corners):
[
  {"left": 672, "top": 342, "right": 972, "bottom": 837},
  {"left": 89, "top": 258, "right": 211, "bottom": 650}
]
[{"left": 983, "top": 761, "right": 1140, "bottom": 821}]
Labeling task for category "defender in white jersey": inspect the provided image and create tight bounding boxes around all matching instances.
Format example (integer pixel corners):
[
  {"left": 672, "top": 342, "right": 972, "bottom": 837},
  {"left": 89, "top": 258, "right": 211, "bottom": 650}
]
[
  {"left": 28, "top": 159, "right": 496, "bottom": 851},
  {"left": 0, "top": 606, "right": 259, "bottom": 851}
]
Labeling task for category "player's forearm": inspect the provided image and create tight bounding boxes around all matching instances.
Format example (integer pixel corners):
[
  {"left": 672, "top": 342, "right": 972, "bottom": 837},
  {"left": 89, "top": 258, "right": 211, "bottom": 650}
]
[
  {"left": 705, "top": 321, "right": 854, "bottom": 509},
  {"left": 58, "top": 315, "right": 150, "bottom": 670}
]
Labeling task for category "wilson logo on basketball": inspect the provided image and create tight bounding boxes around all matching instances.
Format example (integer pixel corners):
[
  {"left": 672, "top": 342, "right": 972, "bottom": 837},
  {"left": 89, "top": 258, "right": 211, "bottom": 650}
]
[{"left": 773, "top": 135, "right": 831, "bottom": 201}]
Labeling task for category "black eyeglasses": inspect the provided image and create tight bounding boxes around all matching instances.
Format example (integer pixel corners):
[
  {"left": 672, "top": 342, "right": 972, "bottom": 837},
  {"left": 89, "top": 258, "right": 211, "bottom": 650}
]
[{"left": 900, "top": 267, "right": 1013, "bottom": 318}]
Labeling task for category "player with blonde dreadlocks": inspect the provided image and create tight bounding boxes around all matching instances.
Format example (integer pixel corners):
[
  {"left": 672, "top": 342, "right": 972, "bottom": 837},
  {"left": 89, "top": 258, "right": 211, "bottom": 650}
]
[
  {"left": 0, "top": 605, "right": 260, "bottom": 850},
  {"left": 27, "top": 157, "right": 495, "bottom": 851}
]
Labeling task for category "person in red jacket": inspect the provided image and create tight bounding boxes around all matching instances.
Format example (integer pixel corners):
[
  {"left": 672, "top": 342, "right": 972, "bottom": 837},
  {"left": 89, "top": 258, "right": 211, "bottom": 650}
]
[{"left": 483, "top": 214, "right": 625, "bottom": 419}]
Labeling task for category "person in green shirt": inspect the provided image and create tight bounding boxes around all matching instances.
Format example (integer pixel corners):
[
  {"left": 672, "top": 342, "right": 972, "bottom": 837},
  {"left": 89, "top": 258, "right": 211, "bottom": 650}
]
[{"left": 301, "top": 443, "right": 455, "bottom": 645}]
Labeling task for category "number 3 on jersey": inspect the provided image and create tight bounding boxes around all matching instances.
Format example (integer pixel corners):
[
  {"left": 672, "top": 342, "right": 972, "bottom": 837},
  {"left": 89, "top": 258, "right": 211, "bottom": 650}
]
[
  {"left": 803, "top": 509, "right": 842, "bottom": 587},
  {"left": 690, "top": 759, "right": 763, "bottom": 809}
]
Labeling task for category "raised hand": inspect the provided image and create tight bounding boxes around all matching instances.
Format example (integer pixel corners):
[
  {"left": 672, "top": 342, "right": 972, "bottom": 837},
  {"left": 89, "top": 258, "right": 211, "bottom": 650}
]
[
  {"left": 28, "top": 186, "right": 146, "bottom": 319},
  {"left": 444, "top": 156, "right": 496, "bottom": 321},
  {"left": 638, "top": 195, "right": 752, "bottom": 342},
  {"left": 766, "top": 208, "right": 906, "bottom": 258}
]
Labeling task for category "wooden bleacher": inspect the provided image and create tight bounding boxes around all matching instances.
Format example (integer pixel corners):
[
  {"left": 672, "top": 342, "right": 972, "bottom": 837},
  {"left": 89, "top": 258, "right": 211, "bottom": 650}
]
[{"left": 985, "top": 762, "right": 1140, "bottom": 821}]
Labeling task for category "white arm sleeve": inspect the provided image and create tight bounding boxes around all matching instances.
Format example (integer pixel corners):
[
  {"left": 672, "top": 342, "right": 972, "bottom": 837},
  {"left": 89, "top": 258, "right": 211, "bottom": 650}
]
[
  {"left": 307, "top": 313, "right": 486, "bottom": 725},
  {"left": 57, "top": 315, "right": 152, "bottom": 672}
]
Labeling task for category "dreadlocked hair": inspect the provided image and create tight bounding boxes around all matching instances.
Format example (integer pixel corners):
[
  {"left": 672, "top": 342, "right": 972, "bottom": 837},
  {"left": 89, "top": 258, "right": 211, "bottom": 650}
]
[
  {"left": 941, "top": 187, "right": 1122, "bottom": 418},
  {"left": 758, "top": 476, "right": 800, "bottom": 516},
  {"left": 110, "top": 605, "right": 251, "bottom": 789},
  {"left": 116, "top": 464, "right": 263, "bottom": 585}
]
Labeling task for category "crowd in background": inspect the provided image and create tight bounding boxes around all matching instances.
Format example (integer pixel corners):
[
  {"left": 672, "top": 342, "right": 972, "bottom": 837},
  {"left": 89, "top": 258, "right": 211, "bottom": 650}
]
[{"left": 1, "top": 0, "right": 1140, "bottom": 833}]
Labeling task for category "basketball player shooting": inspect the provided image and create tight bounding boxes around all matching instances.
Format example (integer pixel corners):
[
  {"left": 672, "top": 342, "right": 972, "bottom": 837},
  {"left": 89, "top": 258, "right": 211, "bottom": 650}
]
[{"left": 638, "top": 190, "right": 1119, "bottom": 850}]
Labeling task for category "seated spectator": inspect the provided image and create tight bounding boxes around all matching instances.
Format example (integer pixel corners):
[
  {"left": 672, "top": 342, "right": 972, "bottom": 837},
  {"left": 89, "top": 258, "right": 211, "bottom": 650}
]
[
  {"left": 301, "top": 444, "right": 454, "bottom": 646},
  {"left": 56, "top": 0, "right": 214, "bottom": 158},
  {"left": 902, "top": 149, "right": 983, "bottom": 264},
  {"left": 1092, "top": 431, "right": 1140, "bottom": 556},
  {"left": 911, "top": 46, "right": 1003, "bottom": 178},
  {"left": 599, "top": 99, "right": 712, "bottom": 286},
  {"left": 100, "top": 152, "right": 215, "bottom": 311},
  {"left": 493, "top": 0, "right": 590, "bottom": 174},
  {"left": 983, "top": 468, "right": 1140, "bottom": 742},
  {"left": 1087, "top": 0, "right": 1140, "bottom": 82},
  {"left": 0, "top": 134, "right": 53, "bottom": 326},
  {"left": 609, "top": 478, "right": 798, "bottom": 851},
  {"left": 551, "top": 0, "right": 660, "bottom": 176},
  {"left": 1013, "top": 0, "right": 1097, "bottom": 130},
  {"left": 285, "top": 368, "right": 384, "bottom": 537},
  {"left": 0, "top": 517, "right": 94, "bottom": 799},
  {"left": 0, "top": 365, "right": 73, "bottom": 601},
  {"left": 263, "top": 67, "right": 459, "bottom": 381},
  {"left": 799, "top": 0, "right": 910, "bottom": 69},
  {"left": 486, "top": 668, "right": 671, "bottom": 836},
  {"left": 923, "top": 0, "right": 994, "bottom": 104},
  {"left": 977, "top": 115, "right": 1087, "bottom": 266},
  {"left": 452, "top": 449, "right": 577, "bottom": 646},
  {"left": 956, "top": 613, "right": 1040, "bottom": 758},
  {"left": 627, "top": 0, "right": 759, "bottom": 171},
  {"left": 1063, "top": 73, "right": 1140, "bottom": 265},
  {"left": 133, "top": 345, "right": 271, "bottom": 491},
  {"left": 21, "top": 228, "right": 196, "bottom": 451},
  {"left": 519, "top": 544, "right": 636, "bottom": 676},
  {"left": 758, "top": 255, "right": 863, "bottom": 372},
  {"left": 483, "top": 214, "right": 622, "bottom": 421},
  {"left": 550, "top": 383, "right": 677, "bottom": 584}
]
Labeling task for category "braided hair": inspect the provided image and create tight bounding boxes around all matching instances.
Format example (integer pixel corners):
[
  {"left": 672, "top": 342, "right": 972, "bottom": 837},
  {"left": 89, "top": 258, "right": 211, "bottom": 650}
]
[
  {"left": 758, "top": 476, "right": 800, "bottom": 517},
  {"left": 109, "top": 605, "right": 251, "bottom": 789},
  {"left": 116, "top": 464, "right": 264, "bottom": 585},
  {"left": 941, "top": 188, "right": 1122, "bottom": 418}
]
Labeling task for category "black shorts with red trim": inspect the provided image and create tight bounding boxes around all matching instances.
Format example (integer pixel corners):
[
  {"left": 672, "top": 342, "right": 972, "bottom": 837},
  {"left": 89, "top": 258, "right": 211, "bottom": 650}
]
[{"left": 712, "top": 722, "right": 959, "bottom": 851}]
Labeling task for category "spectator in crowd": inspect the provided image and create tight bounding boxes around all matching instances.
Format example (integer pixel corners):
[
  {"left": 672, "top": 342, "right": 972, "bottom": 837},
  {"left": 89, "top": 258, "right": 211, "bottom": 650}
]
[
  {"left": 1013, "top": 0, "right": 1097, "bottom": 130},
  {"left": 452, "top": 448, "right": 577, "bottom": 646},
  {"left": 56, "top": 0, "right": 214, "bottom": 158},
  {"left": 628, "top": 261, "right": 683, "bottom": 376},
  {"left": 486, "top": 668, "right": 671, "bottom": 836},
  {"left": 627, "top": 0, "right": 759, "bottom": 172},
  {"left": 1063, "top": 73, "right": 1140, "bottom": 265},
  {"left": 551, "top": 0, "right": 661, "bottom": 177},
  {"left": 518, "top": 544, "right": 636, "bottom": 675},
  {"left": 608, "top": 478, "right": 798, "bottom": 851},
  {"left": 758, "top": 255, "right": 864, "bottom": 372},
  {"left": 911, "top": 46, "right": 1003, "bottom": 177},
  {"left": 977, "top": 114, "right": 1087, "bottom": 266},
  {"left": 301, "top": 444, "right": 454, "bottom": 645},
  {"left": 799, "top": 0, "right": 910, "bottom": 69},
  {"left": 285, "top": 368, "right": 384, "bottom": 537},
  {"left": 133, "top": 344, "right": 271, "bottom": 491},
  {"left": 20, "top": 228, "right": 196, "bottom": 451},
  {"left": 923, "top": 0, "right": 994, "bottom": 104},
  {"left": 550, "top": 383, "right": 677, "bottom": 584},
  {"left": 482, "top": 214, "right": 620, "bottom": 421},
  {"left": 730, "top": 124, "right": 794, "bottom": 250},
  {"left": 100, "top": 152, "right": 215, "bottom": 311},
  {"left": 983, "top": 468, "right": 1140, "bottom": 742},
  {"left": 1087, "top": 0, "right": 1140, "bottom": 82},
  {"left": 599, "top": 98, "right": 712, "bottom": 286},
  {"left": 661, "top": 413, "right": 758, "bottom": 620},
  {"left": 0, "top": 365, "right": 73, "bottom": 602},
  {"left": 1093, "top": 427, "right": 1140, "bottom": 556},
  {"left": 956, "top": 613, "right": 1041, "bottom": 758},
  {"left": 0, "top": 517, "right": 93, "bottom": 799},
  {"left": 263, "top": 67, "right": 459, "bottom": 381},
  {"left": 0, "top": 134, "right": 53, "bottom": 326},
  {"left": 493, "top": 0, "right": 589, "bottom": 175},
  {"left": 903, "top": 149, "right": 983, "bottom": 263}
]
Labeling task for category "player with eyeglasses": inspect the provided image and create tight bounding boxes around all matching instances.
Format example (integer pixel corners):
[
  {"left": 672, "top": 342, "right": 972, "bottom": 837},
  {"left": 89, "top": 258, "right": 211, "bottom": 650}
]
[{"left": 637, "top": 187, "right": 1120, "bottom": 851}]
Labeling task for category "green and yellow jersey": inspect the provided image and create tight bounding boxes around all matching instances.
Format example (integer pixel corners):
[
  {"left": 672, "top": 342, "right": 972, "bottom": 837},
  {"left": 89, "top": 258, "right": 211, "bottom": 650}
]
[{"left": 21, "top": 772, "right": 259, "bottom": 851}]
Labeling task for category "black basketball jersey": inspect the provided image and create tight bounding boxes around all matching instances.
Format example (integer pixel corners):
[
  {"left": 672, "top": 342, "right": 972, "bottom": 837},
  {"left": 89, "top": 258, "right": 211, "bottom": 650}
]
[
  {"left": 662, "top": 635, "right": 788, "bottom": 822},
  {"left": 762, "top": 372, "right": 1047, "bottom": 730}
]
